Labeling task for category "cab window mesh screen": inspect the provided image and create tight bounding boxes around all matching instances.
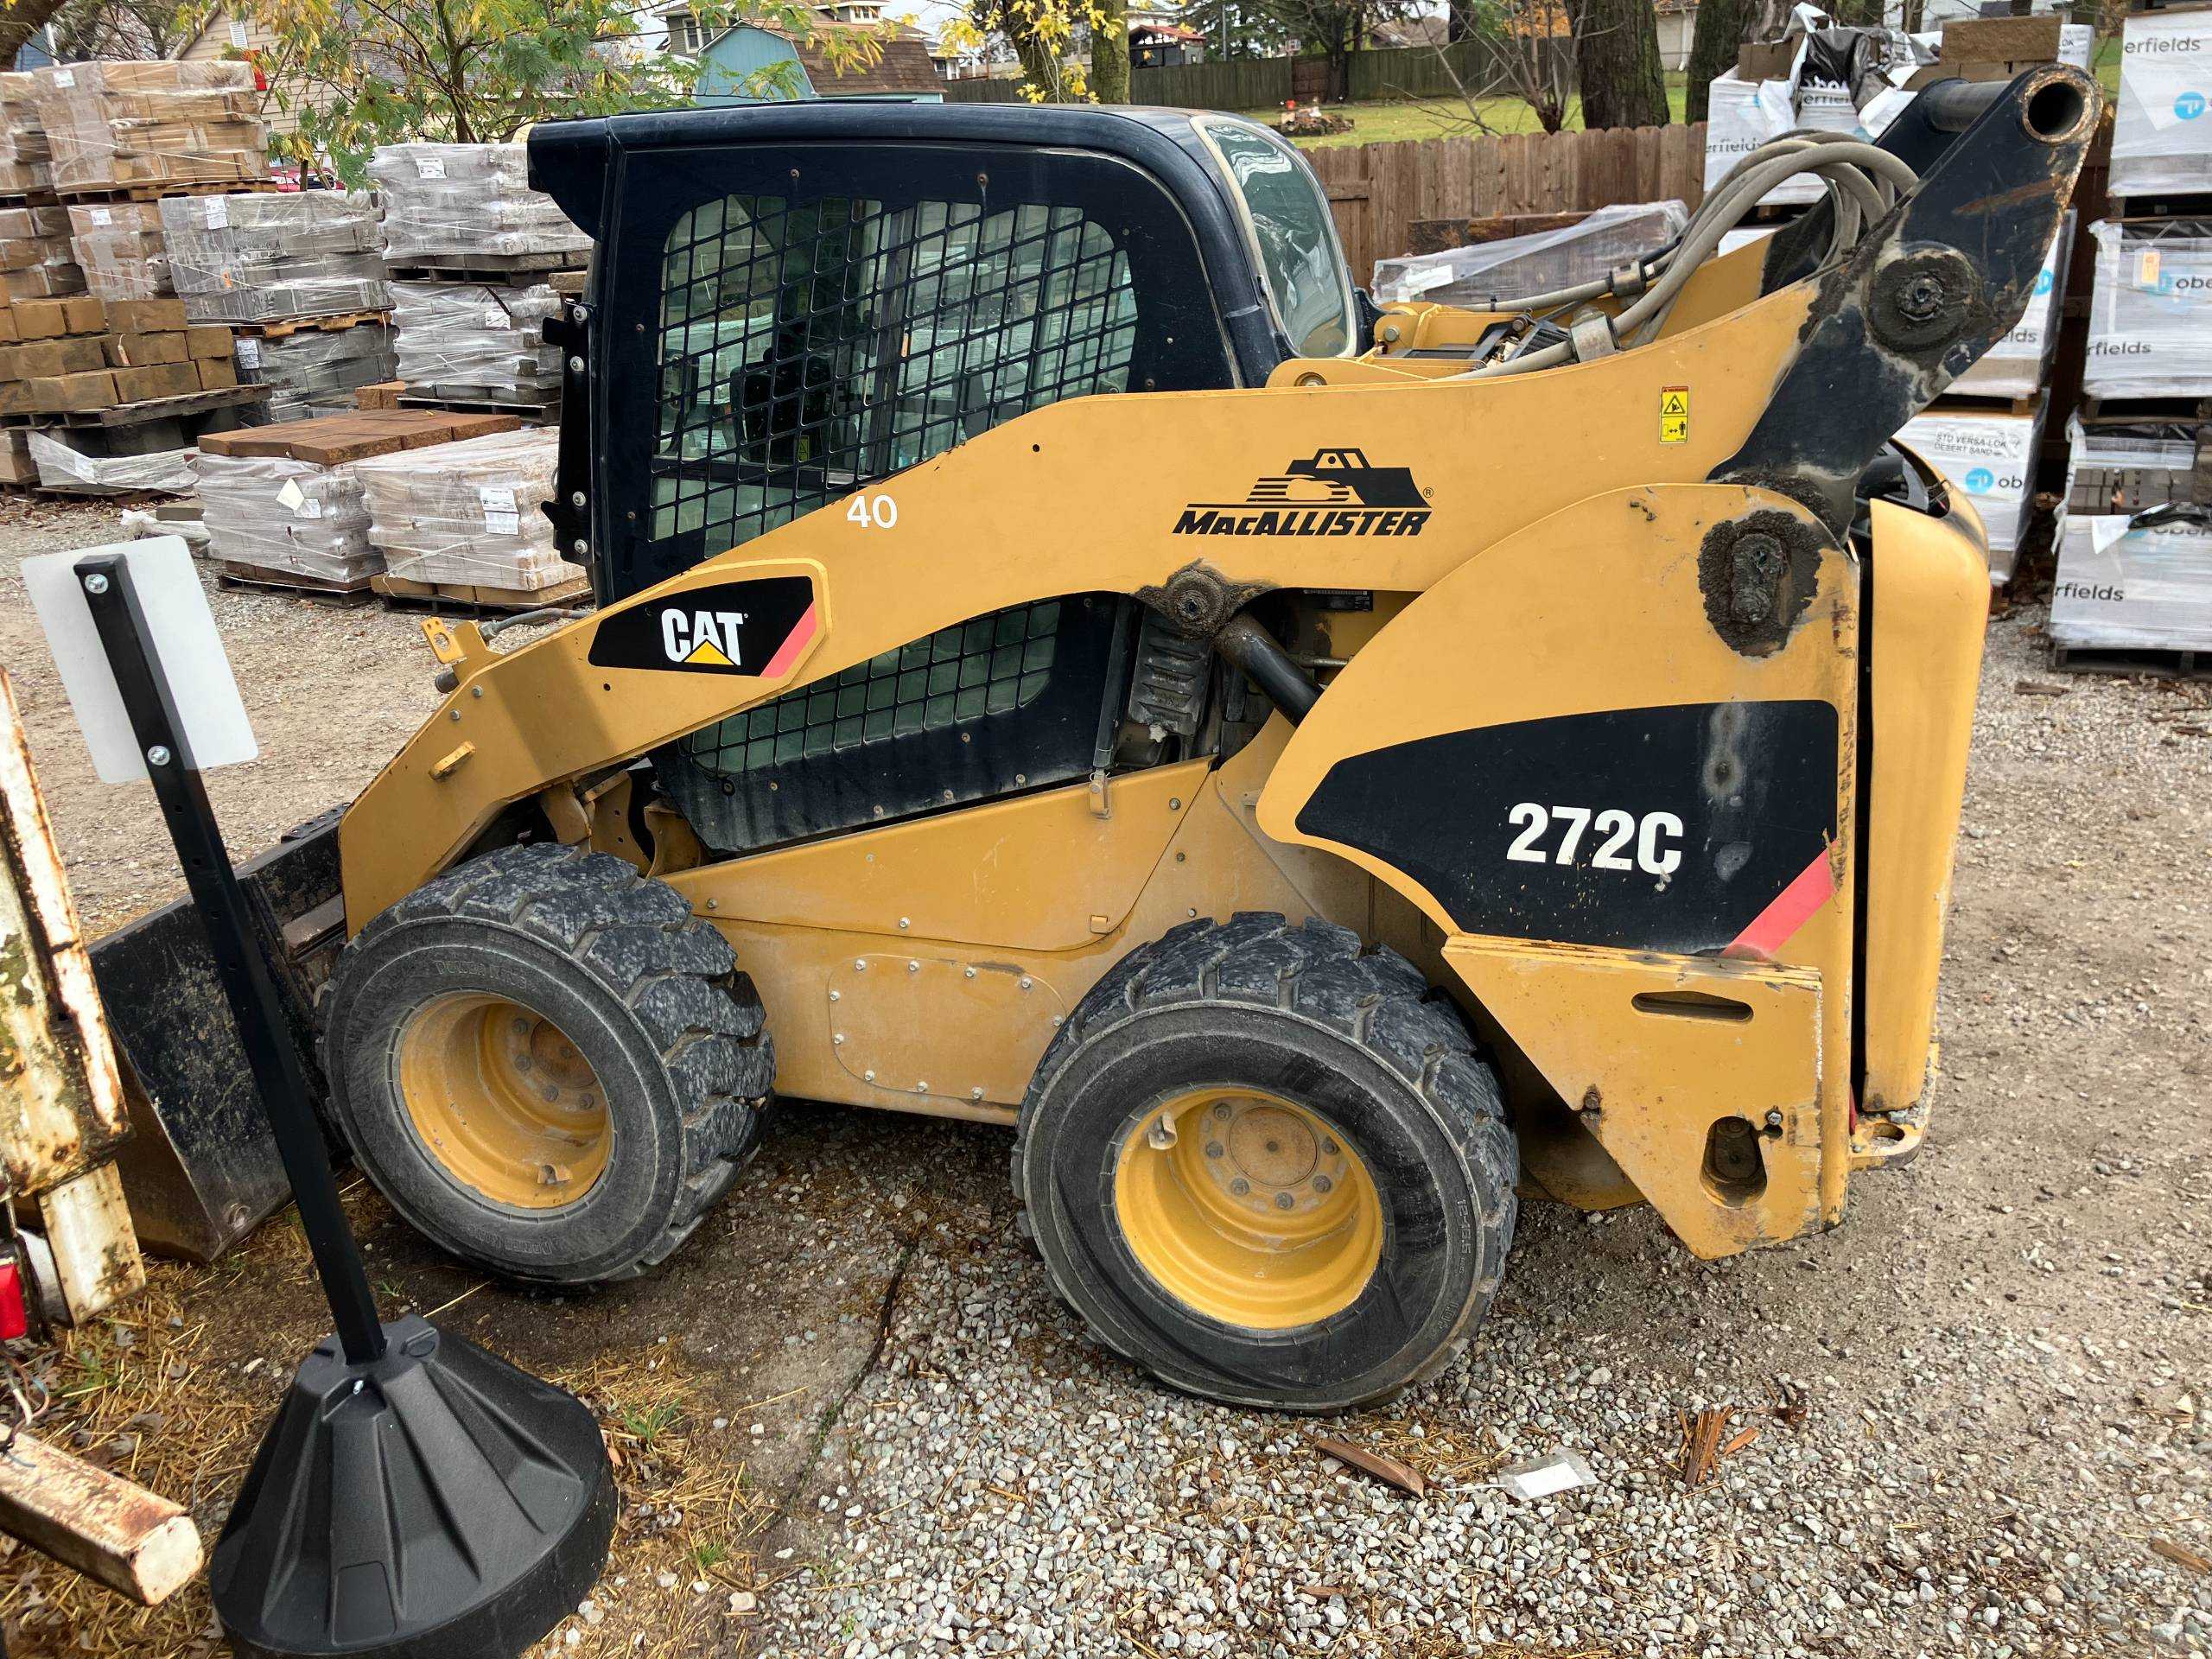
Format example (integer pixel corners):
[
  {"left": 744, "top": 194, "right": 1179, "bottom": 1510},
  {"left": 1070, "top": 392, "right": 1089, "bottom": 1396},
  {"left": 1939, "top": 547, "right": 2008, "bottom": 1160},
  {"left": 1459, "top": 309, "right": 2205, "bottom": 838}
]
[
  {"left": 650, "top": 192, "right": 1138, "bottom": 850},
  {"left": 682, "top": 601, "right": 1062, "bottom": 778},
  {"left": 652, "top": 194, "right": 1139, "bottom": 556}
]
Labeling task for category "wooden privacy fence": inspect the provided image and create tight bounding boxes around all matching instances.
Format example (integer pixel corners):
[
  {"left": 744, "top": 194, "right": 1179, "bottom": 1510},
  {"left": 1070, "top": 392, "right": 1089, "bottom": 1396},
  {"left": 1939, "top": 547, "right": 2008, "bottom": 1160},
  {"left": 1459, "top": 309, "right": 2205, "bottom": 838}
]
[
  {"left": 940, "top": 39, "right": 1562, "bottom": 113},
  {"left": 1310, "top": 122, "right": 1707, "bottom": 283}
]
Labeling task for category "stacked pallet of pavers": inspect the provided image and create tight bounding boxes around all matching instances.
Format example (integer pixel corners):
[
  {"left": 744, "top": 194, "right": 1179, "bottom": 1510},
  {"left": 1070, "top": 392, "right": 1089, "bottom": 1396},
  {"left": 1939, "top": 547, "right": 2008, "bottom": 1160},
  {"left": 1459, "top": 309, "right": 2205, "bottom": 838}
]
[
  {"left": 0, "top": 72, "right": 52, "bottom": 199},
  {"left": 2054, "top": 3, "right": 2212, "bottom": 671},
  {"left": 29, "top": 60, "right": 266, "bottom": 310},
  {"left": 370, "top": 143, "right": 588, "bottom": 421},
  {"left": 0, "top": 296, "right": 245, "bottom": 491},
  {"left": 0, "top": 76, "right": 80, "bottom": 302},
  {"left": 161, "top": 189, "right": 395, "bottom": 424},
  {"left": 353, "top": 425, "right": 583, "bottom": 608}
]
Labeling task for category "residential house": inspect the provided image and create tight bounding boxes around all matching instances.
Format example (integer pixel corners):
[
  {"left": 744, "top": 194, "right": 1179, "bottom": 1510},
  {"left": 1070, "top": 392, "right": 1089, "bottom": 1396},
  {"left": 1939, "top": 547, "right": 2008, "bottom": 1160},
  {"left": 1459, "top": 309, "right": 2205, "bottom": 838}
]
[
  {"left": 1129, "top": 22, "right": 1205, "bottom": 68},
  {"left": 687, "top": 20, "right": 945, "bottom": 100}
]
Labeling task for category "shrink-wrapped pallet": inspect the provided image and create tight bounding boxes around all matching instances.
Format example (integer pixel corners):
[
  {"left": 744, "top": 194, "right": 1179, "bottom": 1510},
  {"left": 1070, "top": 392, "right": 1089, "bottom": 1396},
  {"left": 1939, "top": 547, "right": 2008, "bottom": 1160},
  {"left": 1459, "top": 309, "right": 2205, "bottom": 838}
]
[
  {"left": 235, "top": 324, "right": 397, "bottom": 424},
  {"left": 2111, "top": 8, "right": 2212, "bottom": 199},
  {"left": 160, "top": 190, "right": 387, "bottom": 323},
  {"left": 195, "top": 450, "right": 381, "bottom": 583},
  {"left": 367, "top": 144, "right": 591, "bottom": 264},
  {"left": 353, "top": 427, "right": 576, "bottom": 590},
  {"left": 2083, "top": 219, "right": 2212, "bottom": 402},
  {"left": 28, "top": 61, "right": 266, "bottom": 192},
  {"left": 1372, "top": 201, "right": 1688, "bottom": 307},
  {"left": 2051, "top": 415, "right": 2212, "bottom": 653},
  {"left": 0, "top": 72, "right": 52, "bottom": 194},
  {"left": 391, "top": 281, "right": 562, "bottom": 404},
  {"left": 1895, "top": 405, "right": 2044, "bottom": 582},
  {"left": 27, "top": 429, "right": 194, "bottom": 494},
  {"left": 0, "top": 203, "right": 85, "bottom": 301},
  {"left": 68, "top": 201, "right": 170, "bottom": 301}
]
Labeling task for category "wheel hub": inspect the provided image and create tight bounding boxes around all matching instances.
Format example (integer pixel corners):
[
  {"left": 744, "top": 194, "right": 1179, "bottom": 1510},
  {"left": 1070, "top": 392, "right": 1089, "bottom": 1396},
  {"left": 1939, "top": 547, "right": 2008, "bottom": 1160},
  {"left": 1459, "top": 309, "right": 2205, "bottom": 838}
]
[
  {"left": 1112, "top": 1087, "right": 1381, "bottom": 1332},
  {"left": 1205, "top": 1100, "right": 1348, "bottom": 1217},
  {"left": 397, "top": 994, "right": 612, "bottom": 1210}
]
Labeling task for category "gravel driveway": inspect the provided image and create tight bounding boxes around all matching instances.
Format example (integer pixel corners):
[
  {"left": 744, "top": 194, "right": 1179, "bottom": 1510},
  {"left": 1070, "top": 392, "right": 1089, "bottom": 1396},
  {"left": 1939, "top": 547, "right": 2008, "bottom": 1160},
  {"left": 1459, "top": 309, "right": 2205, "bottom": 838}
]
[{"left": 0, "top": 500, "right": 2205, "bottom": 1659}]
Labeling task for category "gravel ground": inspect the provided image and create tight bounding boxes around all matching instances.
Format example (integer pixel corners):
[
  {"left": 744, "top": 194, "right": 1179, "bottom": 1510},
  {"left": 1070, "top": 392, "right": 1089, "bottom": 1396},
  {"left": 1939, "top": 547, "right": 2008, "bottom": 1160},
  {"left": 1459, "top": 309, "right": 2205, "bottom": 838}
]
[
  {"left": 748, "top": 618, "right": 2212, "bottom": 1659},
  {"left": 1, "top": 499, "right": 2206, "bottom": 1658}
]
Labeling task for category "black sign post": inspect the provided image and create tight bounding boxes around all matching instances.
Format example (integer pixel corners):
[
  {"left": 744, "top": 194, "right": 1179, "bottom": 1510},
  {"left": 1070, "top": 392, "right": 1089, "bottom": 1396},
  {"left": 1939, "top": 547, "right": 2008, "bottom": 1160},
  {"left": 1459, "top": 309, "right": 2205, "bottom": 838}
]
[{"left": 75, "top": 551, "right": 613, "bottom": 1659}]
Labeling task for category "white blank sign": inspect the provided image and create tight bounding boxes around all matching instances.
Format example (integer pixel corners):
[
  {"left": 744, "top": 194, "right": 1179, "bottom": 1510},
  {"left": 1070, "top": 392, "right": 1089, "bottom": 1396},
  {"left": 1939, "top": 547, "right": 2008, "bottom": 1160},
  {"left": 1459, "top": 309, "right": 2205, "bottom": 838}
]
[{"left": 22, "top": 537, "right": 257, "bottom": 785}]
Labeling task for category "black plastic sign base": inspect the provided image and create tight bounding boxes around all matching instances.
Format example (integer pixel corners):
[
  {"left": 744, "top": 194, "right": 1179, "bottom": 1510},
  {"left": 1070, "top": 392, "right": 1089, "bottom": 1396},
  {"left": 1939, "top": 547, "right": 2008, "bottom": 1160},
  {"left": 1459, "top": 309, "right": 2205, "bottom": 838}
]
[{"left": 211, "top": 1314, "right": 615, "bottom": 1658}]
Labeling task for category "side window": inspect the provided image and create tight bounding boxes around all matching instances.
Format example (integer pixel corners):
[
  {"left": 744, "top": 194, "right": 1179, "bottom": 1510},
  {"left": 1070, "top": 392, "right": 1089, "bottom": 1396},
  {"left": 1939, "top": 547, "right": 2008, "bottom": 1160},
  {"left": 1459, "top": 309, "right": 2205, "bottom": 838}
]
[
  {"left": 1200, "top": 120, "right": 1355, "bottom": 359},
  {"left": 689, "top": 601, "right": 1061, "bottom": 778},
  {"left": 652, "top": 194, "right": 1139, "bottom": 556},
  {"left": 651, "top": 190, "right": 1141, "bottom": 855}
]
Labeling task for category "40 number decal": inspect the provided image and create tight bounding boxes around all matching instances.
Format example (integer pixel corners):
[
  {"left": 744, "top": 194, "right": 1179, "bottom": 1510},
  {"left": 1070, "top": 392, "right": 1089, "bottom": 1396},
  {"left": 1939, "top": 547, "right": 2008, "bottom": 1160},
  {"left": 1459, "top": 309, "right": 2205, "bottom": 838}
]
[
  {"left": 845, "top": 493, "right": 898, "bottom": 530},
  {"left": 1504, "top": 803, "right": 1683, "bottom": 876}
]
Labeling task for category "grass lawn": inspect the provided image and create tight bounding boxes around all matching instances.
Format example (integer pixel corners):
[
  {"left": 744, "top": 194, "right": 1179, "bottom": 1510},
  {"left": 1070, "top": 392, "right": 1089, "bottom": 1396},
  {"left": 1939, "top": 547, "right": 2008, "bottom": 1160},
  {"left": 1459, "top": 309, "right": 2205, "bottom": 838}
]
[{"left": 1259, "top": 75, "right": 1683, "bottom": 149}]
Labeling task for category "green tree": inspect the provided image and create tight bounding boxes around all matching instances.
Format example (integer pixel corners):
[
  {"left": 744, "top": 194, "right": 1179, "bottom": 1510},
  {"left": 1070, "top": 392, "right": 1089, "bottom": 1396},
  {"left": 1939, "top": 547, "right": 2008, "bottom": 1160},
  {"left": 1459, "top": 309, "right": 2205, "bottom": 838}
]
[{"left": 250, "top": 0, "right": 877, "bottom": 180}]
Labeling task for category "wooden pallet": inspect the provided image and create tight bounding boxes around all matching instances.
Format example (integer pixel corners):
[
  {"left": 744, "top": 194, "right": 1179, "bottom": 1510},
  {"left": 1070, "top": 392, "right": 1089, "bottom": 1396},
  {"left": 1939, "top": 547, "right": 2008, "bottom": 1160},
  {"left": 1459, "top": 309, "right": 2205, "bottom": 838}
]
[
  {"left": 385, "top": 251, "right": 586, "bottom": 283},
  {"left": 373, "top": 572, "right": 592, "bottom": 615},
  {"left": 217, "top": 562, "right": 378, "bottom": 606},
  {"left": 2050, "top": 643, "right": 2212, "bottom": 681},
  {"left": 1926, "top": 389, "right": 2044, "bottom": 421},
  {"left": 232, "top": 310, "right": 391, "bottom": 340},
  {"left": 0, "top": 384, "right": 269, "bottom": 430},
  {"left": 54, "top": 177, "right": 279, "bottom": 206},
  {"left": 2106, "top": 193, "right": 2212, "bottom": 222},
  {"left": 396, "top": 392, "right": 558, "bottom": 425},
  {"left": 2076, "top": 394, "right": 2212, "bottom": 425},
  {"left": 200, "top": 407, "right": 523, "bottom": 466}
]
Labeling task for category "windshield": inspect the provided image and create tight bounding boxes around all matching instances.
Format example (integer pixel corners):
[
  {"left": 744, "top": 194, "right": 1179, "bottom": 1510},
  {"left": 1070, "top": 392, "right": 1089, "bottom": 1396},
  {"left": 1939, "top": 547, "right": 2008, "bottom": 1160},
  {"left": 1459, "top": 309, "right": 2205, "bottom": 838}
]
[{"left": 1198, "top": 118, "right": 1356, "bottom": 359}]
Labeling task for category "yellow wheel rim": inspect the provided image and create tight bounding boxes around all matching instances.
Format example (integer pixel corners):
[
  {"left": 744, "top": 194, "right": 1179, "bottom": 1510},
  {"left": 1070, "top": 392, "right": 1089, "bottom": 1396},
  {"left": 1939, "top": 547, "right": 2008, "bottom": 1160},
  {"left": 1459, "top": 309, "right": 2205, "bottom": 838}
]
[
  {"left": 396, "top": 993, "right": 612, "bottom": 1210},
  {"left": 1112, "top": 1087, "right": 1382, "bottom": 1332}
]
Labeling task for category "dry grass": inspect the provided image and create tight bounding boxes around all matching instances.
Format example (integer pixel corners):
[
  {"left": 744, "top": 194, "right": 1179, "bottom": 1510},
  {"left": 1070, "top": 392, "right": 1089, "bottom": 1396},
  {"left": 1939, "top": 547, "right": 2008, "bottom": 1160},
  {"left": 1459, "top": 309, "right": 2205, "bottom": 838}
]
[{"left": 0, "top": 1191, "right": 773, "bottom": 1659}]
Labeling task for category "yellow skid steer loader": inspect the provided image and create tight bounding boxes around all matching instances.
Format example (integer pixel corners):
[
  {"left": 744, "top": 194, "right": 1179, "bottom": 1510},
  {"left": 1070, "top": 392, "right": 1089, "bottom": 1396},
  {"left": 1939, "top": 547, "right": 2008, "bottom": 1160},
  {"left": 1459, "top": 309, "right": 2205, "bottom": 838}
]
[{"left": 98, "top": 69, "right": 2094, "bottom": 1410}]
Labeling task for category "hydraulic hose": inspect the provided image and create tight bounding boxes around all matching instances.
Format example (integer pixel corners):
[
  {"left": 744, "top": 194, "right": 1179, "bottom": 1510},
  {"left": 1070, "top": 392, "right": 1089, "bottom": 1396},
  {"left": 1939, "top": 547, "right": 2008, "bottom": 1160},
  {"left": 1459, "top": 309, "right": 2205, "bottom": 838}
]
[{"left": 1442, "top": 130, "right": 1923, "bottom": 379}]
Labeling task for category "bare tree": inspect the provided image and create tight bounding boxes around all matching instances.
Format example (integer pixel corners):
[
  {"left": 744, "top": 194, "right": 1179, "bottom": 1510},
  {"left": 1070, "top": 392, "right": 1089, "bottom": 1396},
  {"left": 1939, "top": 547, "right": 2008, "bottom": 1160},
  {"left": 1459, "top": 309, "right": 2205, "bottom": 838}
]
[
  {"left": 50, "top": 0, "right": 200, "bottom": 60},
  {"left": 1257, "top": 0, "right": 1414, "bottom": 103},
  {"left": 0, "top": 0, "right": 72, "bottom": 66},
  {"left": 1421, "top": 0, "right": 1577, "bottom": 136}
]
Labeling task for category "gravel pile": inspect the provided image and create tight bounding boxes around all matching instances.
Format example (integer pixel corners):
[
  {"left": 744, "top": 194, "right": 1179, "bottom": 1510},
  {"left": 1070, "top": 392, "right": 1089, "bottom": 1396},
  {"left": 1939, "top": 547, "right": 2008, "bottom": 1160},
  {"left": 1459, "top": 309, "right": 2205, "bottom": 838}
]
[{"left": 749, "top": 608, "right": 2212, "bottom": 1659}]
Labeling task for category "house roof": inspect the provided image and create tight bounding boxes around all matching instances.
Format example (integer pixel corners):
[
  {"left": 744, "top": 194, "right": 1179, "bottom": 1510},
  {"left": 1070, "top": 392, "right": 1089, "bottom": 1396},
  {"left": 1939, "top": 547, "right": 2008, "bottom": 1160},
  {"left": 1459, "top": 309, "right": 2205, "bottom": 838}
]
[
  {"left": 1131, "top": 22, "right": 1205, "bottom": 41},
  {"left": 785, "top": 24, "right": 943, "bottom": 95}
]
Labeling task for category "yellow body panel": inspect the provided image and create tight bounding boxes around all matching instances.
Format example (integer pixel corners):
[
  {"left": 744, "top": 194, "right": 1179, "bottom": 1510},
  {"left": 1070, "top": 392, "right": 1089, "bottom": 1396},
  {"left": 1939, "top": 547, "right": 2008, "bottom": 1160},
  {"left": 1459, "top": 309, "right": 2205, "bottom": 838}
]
[
  {"left": 334, "top": 259, "right": 1986, "bottom": 1262},
  {"left": 339, "top": 281, "right": 1824, "bottom": 929},
  {"left": 1855, "top": 481, "right": 1994, "bottom": 1162},
  {"left": 683, "top": 722, "right": 1367, "bottom": 1123},
  {"left": 1255, "top": 484, "right": 1860, "bottom": 1250}
]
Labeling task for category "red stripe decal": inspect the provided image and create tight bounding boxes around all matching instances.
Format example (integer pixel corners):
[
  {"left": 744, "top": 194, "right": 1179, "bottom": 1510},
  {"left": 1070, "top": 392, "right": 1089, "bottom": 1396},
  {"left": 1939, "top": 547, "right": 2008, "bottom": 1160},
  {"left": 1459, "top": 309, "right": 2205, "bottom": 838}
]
[
  {"left": 760, "top": 602, "right": 817, "bottom": 679},
  {"left": 1723, "top": 849, "right": 1836, "bottom": 961}
]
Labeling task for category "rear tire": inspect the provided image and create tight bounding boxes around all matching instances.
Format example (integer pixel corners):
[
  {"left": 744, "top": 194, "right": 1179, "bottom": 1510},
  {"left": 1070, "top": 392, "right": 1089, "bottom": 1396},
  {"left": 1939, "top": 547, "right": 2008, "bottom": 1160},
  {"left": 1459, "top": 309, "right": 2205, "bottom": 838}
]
[
  {"left": 322, "top": 842, "right": 771, "bottom": 1283},
  {"left": 1014, "top": 913, "right": 1516, "bottom": 1412}
]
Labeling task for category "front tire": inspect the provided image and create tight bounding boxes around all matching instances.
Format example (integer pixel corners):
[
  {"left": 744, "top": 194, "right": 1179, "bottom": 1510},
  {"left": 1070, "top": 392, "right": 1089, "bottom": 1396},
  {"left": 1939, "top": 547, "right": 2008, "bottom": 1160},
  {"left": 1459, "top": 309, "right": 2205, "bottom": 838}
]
[
  {"left": 1014, "top": 914, "right": 1516, "bottom": 1412},
  {"left": 322, "top": 842, "right": 772, "bottom": 1283}
]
